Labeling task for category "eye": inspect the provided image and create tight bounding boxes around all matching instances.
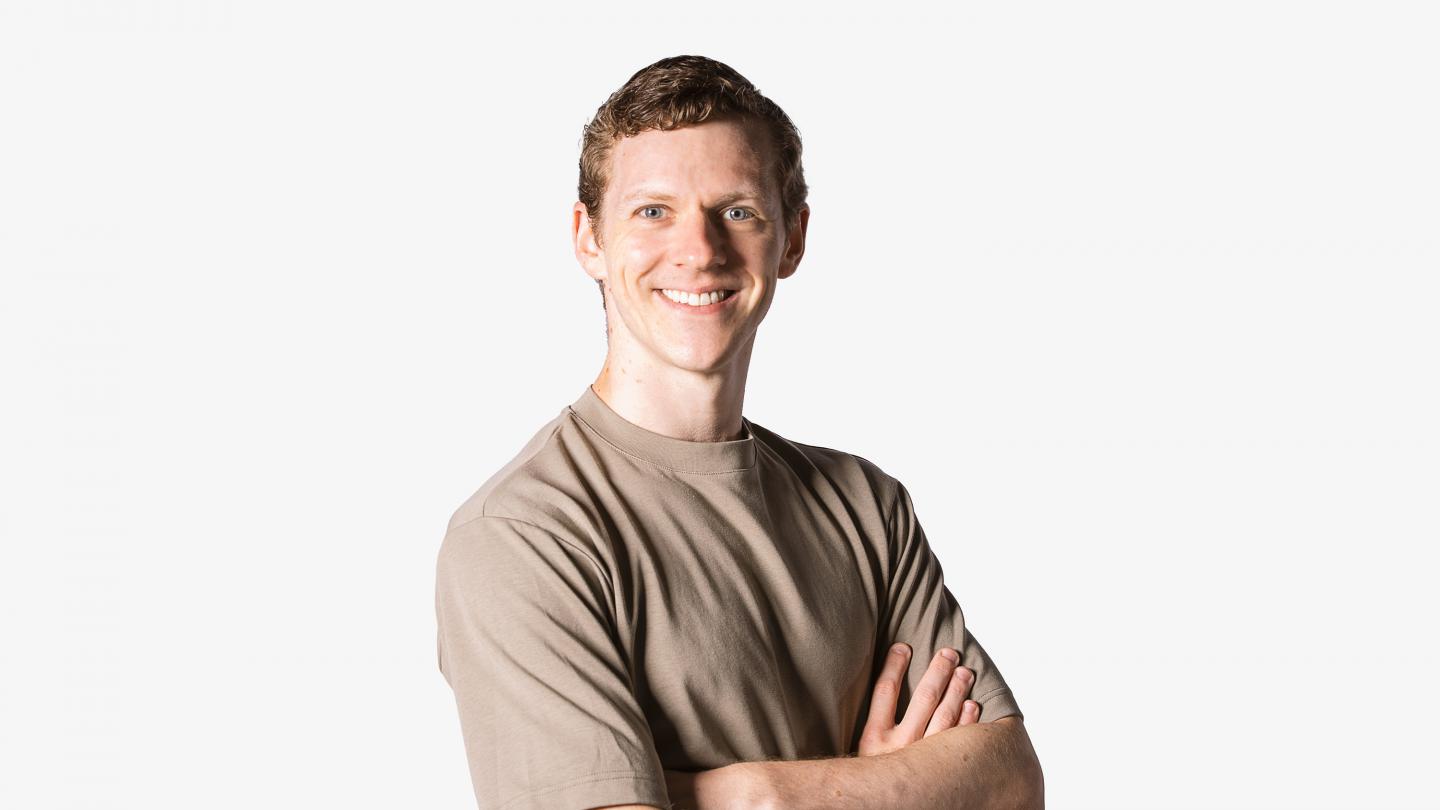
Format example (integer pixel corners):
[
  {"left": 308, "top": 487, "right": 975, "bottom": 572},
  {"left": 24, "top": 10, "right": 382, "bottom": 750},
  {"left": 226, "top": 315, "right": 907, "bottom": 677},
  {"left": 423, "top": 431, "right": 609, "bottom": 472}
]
[
  {"left": 724, "top": 208, "right": 756, "bottom": 222},
  {"left": 637, "top": 206, "right": 665, "bottom": 220}
]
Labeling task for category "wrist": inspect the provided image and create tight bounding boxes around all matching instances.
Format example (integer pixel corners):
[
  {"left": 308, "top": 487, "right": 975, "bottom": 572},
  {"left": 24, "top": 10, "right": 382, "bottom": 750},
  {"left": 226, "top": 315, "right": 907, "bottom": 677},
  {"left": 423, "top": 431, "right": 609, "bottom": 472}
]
[
  {"left": 737, "top": 755, "right": 863, "bottom": 810},
  {"left": 710, "top": 760, "right": 779, "bottom": 810}
]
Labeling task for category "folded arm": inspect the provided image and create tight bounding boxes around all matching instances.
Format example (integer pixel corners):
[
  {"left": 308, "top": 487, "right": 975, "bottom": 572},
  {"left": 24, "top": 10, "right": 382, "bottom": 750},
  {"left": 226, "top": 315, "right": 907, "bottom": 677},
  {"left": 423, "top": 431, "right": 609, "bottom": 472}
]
[
  {"left": 763, "top": 715, "right": 1041, "bottom": 810},
  {"left": 666, "top": 715, "right": 1042, "bottom": 810}
]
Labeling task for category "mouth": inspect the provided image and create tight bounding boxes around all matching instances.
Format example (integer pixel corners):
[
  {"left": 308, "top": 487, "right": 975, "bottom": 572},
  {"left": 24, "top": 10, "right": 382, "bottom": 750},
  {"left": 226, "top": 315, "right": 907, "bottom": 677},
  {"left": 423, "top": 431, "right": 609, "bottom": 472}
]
[{"left": 655, "top": 288, "right": 737, "bottom": 312}]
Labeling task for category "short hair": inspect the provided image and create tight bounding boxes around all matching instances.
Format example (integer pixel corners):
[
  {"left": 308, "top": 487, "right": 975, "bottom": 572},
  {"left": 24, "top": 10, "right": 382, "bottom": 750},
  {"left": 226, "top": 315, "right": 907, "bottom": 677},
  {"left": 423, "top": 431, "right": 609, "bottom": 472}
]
[{"left": 578, "top": 55, "right": 808, "bottom": 313}]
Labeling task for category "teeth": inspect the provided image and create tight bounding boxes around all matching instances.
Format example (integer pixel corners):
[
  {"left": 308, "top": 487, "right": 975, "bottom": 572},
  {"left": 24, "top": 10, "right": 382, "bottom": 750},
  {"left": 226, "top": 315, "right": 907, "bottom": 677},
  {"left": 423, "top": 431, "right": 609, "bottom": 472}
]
[{"left": 661, "top": 289, "right": 733, "bottom": 307}]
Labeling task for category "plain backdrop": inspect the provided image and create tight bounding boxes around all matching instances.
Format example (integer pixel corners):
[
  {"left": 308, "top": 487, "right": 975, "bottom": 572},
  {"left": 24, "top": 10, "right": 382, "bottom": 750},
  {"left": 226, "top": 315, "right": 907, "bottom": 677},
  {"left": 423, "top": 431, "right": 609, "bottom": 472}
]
[{"left": 2, "top": 1, "right": 1436, "bottom": 808}]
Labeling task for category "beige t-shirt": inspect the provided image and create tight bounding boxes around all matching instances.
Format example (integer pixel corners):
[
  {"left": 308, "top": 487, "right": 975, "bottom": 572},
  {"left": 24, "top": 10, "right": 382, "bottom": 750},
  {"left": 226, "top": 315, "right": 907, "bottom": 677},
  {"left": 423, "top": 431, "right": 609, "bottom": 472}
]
[{"left": 435, "top": 386, "right": 1022, "bottom": 810}]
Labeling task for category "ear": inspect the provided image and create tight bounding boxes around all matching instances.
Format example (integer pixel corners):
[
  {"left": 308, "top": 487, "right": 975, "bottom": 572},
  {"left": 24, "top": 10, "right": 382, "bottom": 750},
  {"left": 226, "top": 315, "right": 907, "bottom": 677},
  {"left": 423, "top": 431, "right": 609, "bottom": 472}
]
[
  {"left": 573, "top": 201, "right": 606, "bottom": 283},
  {"left": 777, "top": 203, "right": 809, "bottom": 280}
]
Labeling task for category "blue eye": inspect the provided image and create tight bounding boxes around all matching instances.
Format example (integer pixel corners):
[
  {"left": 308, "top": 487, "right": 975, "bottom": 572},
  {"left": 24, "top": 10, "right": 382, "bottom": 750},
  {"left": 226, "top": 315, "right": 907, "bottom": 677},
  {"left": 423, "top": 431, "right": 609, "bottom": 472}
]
[
  {"left": 638, "top": 206, "right": 664, "bottom": 219},
  {"left": 725, "top": 208, "right": 755, "bottom": 221}
]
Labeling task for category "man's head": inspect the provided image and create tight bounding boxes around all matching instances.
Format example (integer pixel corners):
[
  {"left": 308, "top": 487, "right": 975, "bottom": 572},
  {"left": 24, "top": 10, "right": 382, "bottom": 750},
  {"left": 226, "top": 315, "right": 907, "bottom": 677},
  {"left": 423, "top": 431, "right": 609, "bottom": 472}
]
[
  {"left": 572, "top": 55, "right": 809, "bottom": 376},
  {"left": 576, "top": 56, "right": 808, "bottom": 307}
]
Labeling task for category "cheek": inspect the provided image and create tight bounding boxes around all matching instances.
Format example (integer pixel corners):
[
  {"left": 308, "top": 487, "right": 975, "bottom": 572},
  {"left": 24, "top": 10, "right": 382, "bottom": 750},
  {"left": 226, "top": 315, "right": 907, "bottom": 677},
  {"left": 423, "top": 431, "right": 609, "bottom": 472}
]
[
  {"left": 617, "top": 241, "right": 661, "bottom": 281},
  {"left": 764, "top": 231, "right": 787, "bottom": 262}
]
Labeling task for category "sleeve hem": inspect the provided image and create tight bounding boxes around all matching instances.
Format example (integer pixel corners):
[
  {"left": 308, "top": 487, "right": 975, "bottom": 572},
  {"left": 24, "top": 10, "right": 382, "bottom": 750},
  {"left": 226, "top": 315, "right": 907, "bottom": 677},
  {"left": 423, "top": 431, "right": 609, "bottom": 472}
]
[
  {"left": 496, "top": 769, "right": 669, "bottom": 810},
  {"left": 973, "top": 686, "right": 1024, "bottom": 723}
]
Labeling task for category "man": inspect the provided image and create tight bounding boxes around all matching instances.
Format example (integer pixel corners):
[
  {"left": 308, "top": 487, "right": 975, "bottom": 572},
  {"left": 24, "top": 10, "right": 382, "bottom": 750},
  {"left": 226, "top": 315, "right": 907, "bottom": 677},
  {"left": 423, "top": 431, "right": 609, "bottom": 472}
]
[{"left": 435, "top": 55, "right": 1043, "bottom": 809}]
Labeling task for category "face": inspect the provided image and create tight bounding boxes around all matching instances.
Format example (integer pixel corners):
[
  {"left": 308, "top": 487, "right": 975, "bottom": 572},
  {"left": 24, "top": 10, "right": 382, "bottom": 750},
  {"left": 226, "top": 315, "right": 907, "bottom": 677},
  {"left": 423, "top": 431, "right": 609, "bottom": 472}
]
[{"left": 574, "top": 117, "right": 808, "bottom": 376}]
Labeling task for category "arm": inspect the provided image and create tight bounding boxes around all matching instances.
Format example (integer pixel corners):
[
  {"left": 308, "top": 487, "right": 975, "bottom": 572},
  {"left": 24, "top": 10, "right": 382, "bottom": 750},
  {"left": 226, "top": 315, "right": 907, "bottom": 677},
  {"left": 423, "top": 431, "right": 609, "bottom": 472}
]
[
  {"left": 436, "top": 515, "right": 671, "bottom": 810},
  {"left": 880, "top": 480, "right": 1025, "bottom": 728},
  {"left": 666, "top": 715, "right": 1042, "bottom": 810},
  {"left": 665, "top": 651, "right": 1042, "bottom": 810},
  {"left": 670, "top": 476, "right": 1043, "bottom": 809},
  {"left": 756, "top": 476, "right": 1043, "bottom": 808},
  {"left": 749, "top": 715, "right": 1042, "bottom": 810}
]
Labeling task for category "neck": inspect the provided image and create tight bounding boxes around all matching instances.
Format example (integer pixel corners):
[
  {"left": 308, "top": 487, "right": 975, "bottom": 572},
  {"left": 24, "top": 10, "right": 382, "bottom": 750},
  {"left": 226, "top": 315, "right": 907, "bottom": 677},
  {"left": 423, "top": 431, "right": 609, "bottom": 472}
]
[{"left": 591, "top": 338, "right": 754, "bottom": 443}]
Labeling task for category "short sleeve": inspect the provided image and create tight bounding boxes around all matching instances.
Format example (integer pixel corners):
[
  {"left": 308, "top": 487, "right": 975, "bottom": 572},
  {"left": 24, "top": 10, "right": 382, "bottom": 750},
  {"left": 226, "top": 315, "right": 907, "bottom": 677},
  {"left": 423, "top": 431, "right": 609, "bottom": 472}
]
[
  {"left": 881, "top": 481, "right": 1023, "bottom": 723},
  {"left": 435, "top": 515, "right": 669, "bottom": 810}
]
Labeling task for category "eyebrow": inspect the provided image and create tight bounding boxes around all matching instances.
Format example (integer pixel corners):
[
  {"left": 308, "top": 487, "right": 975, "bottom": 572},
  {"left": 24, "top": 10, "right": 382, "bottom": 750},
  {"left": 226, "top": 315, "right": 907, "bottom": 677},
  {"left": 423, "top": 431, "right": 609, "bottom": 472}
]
[{"left": 618, "top": 187, "right": 768, "bottom": 206}]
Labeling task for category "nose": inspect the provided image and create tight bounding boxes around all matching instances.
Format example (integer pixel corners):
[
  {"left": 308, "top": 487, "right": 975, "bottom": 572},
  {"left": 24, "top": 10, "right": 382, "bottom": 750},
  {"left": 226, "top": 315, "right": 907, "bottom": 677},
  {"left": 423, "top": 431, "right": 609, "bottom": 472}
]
[{"left": 670, "top": 210, "right": 728, "bottom": 271}]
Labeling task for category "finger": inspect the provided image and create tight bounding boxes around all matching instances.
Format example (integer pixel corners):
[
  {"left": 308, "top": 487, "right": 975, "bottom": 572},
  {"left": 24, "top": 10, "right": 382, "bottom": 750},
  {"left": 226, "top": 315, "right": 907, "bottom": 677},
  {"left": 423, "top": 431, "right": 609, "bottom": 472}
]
[
  {"left": 864, "top": 643, "right": 912, "bottom": 732},
  {"left": 923, "top": 664, "right": 971, "bottom": 737},
  {"left": 897, "top": 648, "right": 959, "bottom": 738},
  {"left": 953, "top": 667, "right": 978, "bottom": 726}
]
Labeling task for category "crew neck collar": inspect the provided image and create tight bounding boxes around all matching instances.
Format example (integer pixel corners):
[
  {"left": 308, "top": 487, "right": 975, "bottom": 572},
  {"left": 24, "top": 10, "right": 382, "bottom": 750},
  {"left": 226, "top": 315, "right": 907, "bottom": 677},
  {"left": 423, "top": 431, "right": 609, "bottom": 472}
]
[{"left": 568, "top": 385, "right": 757, "bottom": 474}]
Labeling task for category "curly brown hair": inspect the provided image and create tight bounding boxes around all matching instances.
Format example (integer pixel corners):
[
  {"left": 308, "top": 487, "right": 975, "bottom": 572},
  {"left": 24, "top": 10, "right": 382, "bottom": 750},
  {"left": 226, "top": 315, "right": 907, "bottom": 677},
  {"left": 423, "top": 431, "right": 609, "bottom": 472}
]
[{"left": 578, "top": 55, "right": 808, "bottom": 310}]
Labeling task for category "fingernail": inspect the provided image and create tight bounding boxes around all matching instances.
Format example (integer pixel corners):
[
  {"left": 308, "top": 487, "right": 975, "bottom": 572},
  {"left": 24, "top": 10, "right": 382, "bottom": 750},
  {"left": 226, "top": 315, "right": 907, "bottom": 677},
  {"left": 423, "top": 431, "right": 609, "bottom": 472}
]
[
  {"left": 940, "top": 648, "right": 959, "bottom": 664},
  {"left": 892, "top": 643, "right": 909, "bottom": 656}
]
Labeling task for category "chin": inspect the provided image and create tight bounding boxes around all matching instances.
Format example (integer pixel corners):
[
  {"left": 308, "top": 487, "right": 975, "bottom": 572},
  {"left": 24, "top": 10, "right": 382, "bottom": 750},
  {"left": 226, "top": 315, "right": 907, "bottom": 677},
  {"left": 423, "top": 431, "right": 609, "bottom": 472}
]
[{"left": 663, "top": 348, "right": 732, "bottom": 374}]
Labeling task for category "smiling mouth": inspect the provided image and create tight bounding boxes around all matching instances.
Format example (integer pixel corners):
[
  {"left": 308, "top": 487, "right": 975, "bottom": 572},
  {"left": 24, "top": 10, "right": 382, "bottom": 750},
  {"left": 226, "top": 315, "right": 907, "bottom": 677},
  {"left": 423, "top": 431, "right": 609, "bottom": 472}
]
[{"left": 658, "top": 288, "right": 736, "bottom": 307}]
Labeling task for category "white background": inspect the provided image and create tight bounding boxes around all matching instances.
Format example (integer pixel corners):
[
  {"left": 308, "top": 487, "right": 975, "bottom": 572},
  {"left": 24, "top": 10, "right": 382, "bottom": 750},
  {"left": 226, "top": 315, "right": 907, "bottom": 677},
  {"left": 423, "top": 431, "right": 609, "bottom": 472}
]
[{"left": 2, "top": 1, "right": 1436, "bottom": 808}]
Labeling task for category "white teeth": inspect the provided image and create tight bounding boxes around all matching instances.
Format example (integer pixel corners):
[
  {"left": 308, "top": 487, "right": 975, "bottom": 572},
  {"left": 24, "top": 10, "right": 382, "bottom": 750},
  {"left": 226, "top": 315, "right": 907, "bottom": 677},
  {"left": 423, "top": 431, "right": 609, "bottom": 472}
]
[{"left": 662, "top": 289, "right": 733, "bottom": 307}]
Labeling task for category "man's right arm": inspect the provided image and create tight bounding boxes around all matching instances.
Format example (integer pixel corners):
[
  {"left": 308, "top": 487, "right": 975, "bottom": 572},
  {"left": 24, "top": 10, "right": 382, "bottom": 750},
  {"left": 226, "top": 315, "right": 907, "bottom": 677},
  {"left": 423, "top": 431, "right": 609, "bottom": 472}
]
[{"left": 436, "top": 515, "right": 671, "bottom": 810}]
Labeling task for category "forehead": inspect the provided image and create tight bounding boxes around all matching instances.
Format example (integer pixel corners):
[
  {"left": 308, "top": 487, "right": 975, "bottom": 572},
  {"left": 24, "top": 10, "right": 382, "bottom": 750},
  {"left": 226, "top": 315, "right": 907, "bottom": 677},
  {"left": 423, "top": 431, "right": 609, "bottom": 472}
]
[{"left": 605, "top": 118, "right": 777, "bottom": 204}]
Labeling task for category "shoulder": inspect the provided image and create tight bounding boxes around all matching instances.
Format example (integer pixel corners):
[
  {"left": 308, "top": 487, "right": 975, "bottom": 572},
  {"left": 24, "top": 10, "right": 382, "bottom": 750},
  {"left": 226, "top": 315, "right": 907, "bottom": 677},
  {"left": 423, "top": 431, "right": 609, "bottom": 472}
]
[
  {"left": 437, "top": 407, "right": 616, "bottom": 584},
  {"left": 746, "top": 419, "right": 906, "bottom": 516},
  {"left": 444, "top": 405, "right": 595, "bottom": 542}
]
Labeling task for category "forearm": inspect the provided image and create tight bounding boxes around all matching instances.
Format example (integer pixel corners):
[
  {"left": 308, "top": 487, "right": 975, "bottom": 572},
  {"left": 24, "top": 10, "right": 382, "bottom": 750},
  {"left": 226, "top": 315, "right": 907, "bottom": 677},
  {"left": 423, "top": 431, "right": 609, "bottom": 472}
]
[{"left": 747, "top": 717, "right": 1042, "bottom": 810}]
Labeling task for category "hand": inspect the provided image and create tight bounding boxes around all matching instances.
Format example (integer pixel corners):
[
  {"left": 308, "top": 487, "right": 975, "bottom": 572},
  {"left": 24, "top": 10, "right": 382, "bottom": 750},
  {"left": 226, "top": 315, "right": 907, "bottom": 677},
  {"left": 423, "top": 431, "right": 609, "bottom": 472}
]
[{"left": 857, "top": 643, "right": 980, "bottom": 757}]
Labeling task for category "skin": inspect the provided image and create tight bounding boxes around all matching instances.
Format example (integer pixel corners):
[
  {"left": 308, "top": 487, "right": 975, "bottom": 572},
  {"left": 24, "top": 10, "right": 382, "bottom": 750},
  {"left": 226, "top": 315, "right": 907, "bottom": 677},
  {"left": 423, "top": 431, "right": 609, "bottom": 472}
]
[
  {"left": 662, "top": 647, "right": 984, "bottom": 809},
  {"left": 579, "top": 118, "right": 1041, "bottom": 810},
  {"left": 857, "top": 644, "right": 983, "bottom": 757},
  {"left": 572, "top": 116, "right": 807, "bottom": 444}
]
